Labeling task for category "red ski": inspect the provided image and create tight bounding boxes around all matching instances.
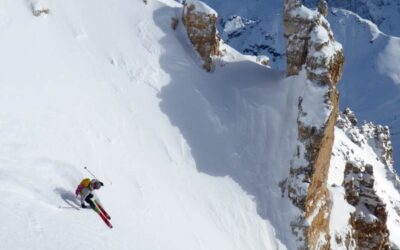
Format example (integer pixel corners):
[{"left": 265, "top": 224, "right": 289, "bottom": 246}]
[
  {"left": 96, "top": 210, "right": 113, "bottom": 228},
  {"left": 92, "top": 202, "right": 112, "bottom": 228},
  {"left": 95, "top": 201, "right": 111, "bottom": 220}
]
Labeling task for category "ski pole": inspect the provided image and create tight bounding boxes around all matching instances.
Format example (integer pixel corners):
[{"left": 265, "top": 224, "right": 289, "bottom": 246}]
[
  {"left": 84, "top": 166, "right": 112, "bottom": 185},
  {"left": 84, "top": 166, "right": 98, "bottom": 179}
]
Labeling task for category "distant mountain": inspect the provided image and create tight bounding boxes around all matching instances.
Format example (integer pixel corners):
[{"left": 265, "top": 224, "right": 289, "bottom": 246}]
[{"left": 304, "top": 0, "right": 400, "bottom": 36}]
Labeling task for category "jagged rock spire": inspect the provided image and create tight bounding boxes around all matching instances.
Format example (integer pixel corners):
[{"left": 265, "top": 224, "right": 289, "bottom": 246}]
[
  {"left": 318, "top": 0, "right": 328, "bottom": 17},
  {"left": 284, "top": 0, "right": 344, "bottom": 86}
]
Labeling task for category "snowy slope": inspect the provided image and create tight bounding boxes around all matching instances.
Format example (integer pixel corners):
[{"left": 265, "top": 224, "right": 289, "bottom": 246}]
[{"left": 0, "top": 0, "right": 315, "bottom": 249}]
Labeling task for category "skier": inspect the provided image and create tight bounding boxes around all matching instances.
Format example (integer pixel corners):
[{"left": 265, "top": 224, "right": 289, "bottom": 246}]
[
  {"left": 75, "top": 178, "right": 104, "bottom": 209},
  {"left": 75, "top": 178, "right": 112, "bottom": 228}
]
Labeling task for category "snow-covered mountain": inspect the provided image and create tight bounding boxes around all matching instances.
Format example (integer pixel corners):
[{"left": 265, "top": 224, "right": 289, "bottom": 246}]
[
  {"left": 1, "top": 0, "right": 399, "bottom": 249},
  {"left": 201, "top": 0, "right": 400, "bottom": 173},
  {"left": 304, "top": 0, "right": 400, "bottom": 36}
]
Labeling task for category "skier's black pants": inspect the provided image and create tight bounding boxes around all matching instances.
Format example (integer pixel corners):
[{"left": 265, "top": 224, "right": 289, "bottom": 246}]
[{"left": 85, "top": 194, "right": 96, "bottom": 210}]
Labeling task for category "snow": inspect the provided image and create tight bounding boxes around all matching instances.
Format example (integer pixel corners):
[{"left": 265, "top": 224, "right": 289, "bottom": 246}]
[
  {"left": 223, "top": 16, "right": 246, "bottom": 34},
  {"left": 289, "top": 5, "right": 318, "bottom": 20},
  {"left": 2, "top": 0, "right": 399, "bottom": 248},
  {"left": 297, "top": 76, "right": 331, "bottom": 129},
  {"left": 310, "top": 25, "right": 330, "bottom": 44},
  {"left": 201, "top": 0, "right": 286, "bottom": 68},
  {"left": 201, "top": 0, "right": 400, "bottom": 173},
  {"left": 0, "top": 0, "right": 309, "bottom": 249},
  {"left": 378, "top": 37, "right": 400, "bottom": 84},
  {"left": 304, "top": 0, "right": 400, "bottom": 37}
]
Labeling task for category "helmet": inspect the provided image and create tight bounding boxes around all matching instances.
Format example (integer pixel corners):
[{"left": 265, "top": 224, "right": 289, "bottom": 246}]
[{"left": 92, "top": 180, "right": 104, "bottom": 189}]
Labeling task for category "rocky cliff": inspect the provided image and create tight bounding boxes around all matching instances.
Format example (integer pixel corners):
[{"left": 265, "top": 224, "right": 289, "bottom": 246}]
[{"left": 282, "top": 0, "right": 344, "bottom": 249}]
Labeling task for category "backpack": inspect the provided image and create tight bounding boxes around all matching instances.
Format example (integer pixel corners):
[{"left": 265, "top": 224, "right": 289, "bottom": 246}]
[
  {"left": 80, "top": 178, "right": 91, "bottom": 187},
  {"left": 75, "top": 178, "right": 91, "bottom": 196}
]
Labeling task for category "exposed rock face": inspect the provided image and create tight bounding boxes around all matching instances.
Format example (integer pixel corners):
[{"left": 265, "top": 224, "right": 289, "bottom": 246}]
[
  {"left": 282, "top": 0, "right": 344, "bottom": 249},
  {"left": 182, "top": 0, "right": 220, "bottom": 72},
  {"left": 284, "top": 0, "right": 344, "bottom": 86},
  {"left": 343, "top": 162, "right": 390, "bottom": 249},
  {"left": 303, "top": 89, "right": 338, "bottom": 250}
]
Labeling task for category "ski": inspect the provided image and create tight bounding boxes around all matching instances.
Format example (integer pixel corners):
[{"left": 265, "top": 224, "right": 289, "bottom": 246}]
[
  {"left": 95, "top": 201, "right": 111, "bottom": 220},
  {"left": 96, "top": 210, "right": 113, "bottom": 228}
]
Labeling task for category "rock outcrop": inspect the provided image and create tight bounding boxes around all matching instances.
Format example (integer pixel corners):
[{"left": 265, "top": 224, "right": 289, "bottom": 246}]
[
  {"left": 182, "top": 0, "right": 220, "bottom": 72},
  {"left": 335, "top": 109, "right": 397, "bottom": 249},
  {"left": 282, "top": 0, "right": 344, "bottom": 249},
  {"left": 317, "top": 0, "right": 328, "bottom": 17},
  {"left": 343, "top": 162, "right": 390, "bottom": 249},
  {"left": 284, "top": 0, "right": 344, "bottom": 84}
]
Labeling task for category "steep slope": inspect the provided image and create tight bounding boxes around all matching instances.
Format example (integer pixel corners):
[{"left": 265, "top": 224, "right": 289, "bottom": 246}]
[{"left": 0, "top": 0, "right": 311, "bottom": 249}]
